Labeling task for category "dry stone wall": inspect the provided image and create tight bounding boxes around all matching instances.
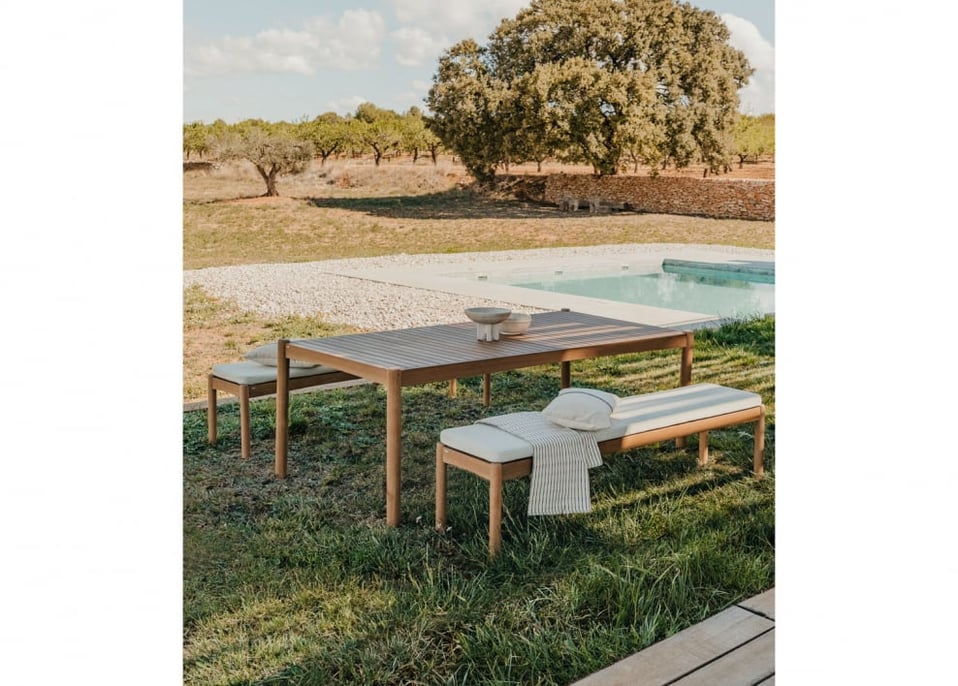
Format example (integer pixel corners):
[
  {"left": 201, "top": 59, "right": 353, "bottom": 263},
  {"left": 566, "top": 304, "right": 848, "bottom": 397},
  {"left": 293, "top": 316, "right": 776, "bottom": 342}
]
[{"left": 543, "top": 174, "right": 774, "bottom": 221}]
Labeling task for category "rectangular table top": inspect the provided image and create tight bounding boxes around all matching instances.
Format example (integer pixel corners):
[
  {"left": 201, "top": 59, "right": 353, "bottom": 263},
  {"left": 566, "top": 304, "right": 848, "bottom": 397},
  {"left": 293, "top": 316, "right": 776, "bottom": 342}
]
[{"left": 284, "top": 310, "right": 690, "bottom": 386}]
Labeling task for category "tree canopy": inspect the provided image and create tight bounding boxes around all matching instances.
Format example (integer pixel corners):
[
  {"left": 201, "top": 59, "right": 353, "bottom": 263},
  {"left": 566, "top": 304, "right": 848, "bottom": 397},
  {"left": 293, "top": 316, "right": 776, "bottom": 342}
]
[
  {"left": 185, "top": 107, "right": 449, "bottom": 180},
  {"left": 426, "top": 0, "right": 753, "bottom": 181},
  {"left": 731, "top": 113, "right": 775, "bottom": 167}
]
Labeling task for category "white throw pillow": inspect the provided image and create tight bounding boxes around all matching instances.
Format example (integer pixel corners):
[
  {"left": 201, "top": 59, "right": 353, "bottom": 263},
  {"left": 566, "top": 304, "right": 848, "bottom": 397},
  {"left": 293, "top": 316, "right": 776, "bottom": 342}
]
[
  {"left": 542, "top": 387, "right": 620, "bottom": 430},
  {"left": 244, "top": 341, "right": 320, "bottom": 369}
]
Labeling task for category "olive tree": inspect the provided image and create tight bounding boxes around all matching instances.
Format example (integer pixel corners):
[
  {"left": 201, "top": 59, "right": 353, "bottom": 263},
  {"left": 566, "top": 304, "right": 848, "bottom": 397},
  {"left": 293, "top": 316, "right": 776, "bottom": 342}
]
[
  {"left": 352, "top": 103, "right": 403, "bottom": 165},
  {"left": 731, "top": 113, "right": 775, "bottom": 167},
  {"left": 183, "top": 121, "right": 213, "bottom": 159},
  {"left": 304, "top": 112, "right": 349, "bottom": 165},
  {"left": 212, "top": 120, "right": 314, "bottom": 196},
  {"left": 428, "top": 0, "right": 753, "bottom": 177},
  {"left": 400, "top": 107, "right": 442, "bottom": 163}
]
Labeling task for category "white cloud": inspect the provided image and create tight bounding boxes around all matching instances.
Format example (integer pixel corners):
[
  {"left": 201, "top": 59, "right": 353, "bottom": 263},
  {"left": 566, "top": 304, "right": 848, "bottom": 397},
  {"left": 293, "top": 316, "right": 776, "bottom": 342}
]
[
  {"left": 391, "top": 26, "right": 449, "bottom": 67},
  {"left": 185, "top": 9, "right": 387, "bottom": 77},
  {"left": 387, "top": 0, "right": 531, "bottom": 66},
  {"left": 721, "top": 14, "right": 775, "bottom": 114},
  {"left": 391, "top": 0, "right": 529, "bottom": 38},
  {"left": 393, "top": 79, "right": 433, "bottom": 109}
]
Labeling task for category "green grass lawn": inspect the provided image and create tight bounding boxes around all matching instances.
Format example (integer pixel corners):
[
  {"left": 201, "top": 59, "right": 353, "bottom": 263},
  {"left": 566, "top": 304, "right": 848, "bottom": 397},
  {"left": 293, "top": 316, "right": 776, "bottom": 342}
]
[{"left": 183, "top": 316, "right": 774, "bottom": 685}]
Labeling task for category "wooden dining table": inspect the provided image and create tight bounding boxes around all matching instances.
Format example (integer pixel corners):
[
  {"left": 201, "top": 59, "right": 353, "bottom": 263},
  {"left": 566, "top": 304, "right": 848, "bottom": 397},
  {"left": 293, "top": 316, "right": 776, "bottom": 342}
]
[{"left": 275, "top": 310, "right": 694, "bottom": 526}]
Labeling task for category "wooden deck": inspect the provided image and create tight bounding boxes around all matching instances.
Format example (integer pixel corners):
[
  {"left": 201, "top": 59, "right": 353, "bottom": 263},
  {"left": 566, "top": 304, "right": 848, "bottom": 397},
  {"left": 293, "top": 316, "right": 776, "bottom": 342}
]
[{"left": 573, "top": 588, "right": 774, "bottom": 685}]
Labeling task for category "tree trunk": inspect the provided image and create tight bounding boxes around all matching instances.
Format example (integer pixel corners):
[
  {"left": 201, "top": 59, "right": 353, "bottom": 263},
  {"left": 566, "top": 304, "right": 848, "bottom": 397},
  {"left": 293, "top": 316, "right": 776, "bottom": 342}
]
[
  {"left": 264, "top": 173, "right": 279, "bottom": 196},
  {"left": 256, "top": 164, "right": 280, "bottom": 196}
]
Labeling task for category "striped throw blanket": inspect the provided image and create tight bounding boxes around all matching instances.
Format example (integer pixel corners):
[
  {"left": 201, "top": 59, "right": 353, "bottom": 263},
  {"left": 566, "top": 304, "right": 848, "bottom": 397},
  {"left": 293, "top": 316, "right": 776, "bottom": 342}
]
[{"left": 477, "top": 412, "right": 603, "bottom": 516}]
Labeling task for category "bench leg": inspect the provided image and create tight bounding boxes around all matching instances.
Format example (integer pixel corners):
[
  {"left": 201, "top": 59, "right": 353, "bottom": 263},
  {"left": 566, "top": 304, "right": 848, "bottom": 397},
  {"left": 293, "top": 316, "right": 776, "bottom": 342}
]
[
  {"left": 698, "top": 430, "right": 710, "bottom": 466},
  {"left": 753, "top": 408, "right": 766, "bottom": 477},
  {"left": 239, "top": 385, "right": 251, "bottom": 460},
  {"left": 207, "top": 376, "right": 218, "bottom": 445},
  {"left": 489, "top": 465, "right": 504, "bottom": 557},
  {"left": 435, "top": 444, "right": 448, "bottom": 531}
]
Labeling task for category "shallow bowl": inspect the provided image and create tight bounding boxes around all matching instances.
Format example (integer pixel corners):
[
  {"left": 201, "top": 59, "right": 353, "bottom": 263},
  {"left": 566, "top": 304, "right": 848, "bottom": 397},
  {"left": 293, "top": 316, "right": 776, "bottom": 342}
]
[
  {"left": 464, "top": 307, "right": 512, "bottom": 325},
  {"left": 500, "top": 312, "right": 532, "bottom": 335}
]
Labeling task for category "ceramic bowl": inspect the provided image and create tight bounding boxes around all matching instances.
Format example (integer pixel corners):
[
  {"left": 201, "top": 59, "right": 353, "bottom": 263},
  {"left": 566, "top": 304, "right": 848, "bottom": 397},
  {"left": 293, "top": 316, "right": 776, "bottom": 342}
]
[
  {"left": 500, "top": 312, "right": 532, "bottom": 335},
  {"left": 464, "top": 307, "right": 512, "bottom": 325}
]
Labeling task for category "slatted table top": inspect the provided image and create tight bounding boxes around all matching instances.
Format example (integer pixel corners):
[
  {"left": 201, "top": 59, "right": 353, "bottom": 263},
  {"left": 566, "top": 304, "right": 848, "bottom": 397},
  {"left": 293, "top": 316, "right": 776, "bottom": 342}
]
[{"left": 286, "top": 310, "right": 690, "bottom": 384}]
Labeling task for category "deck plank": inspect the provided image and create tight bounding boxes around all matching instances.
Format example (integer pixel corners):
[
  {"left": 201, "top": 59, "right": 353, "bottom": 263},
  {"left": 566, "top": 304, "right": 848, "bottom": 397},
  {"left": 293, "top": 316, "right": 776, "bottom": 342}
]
[
  {"left": 738, "top": 588, "right": 775, "bottom": 619},
  {"left": 572, "top": 606, "right": 773, "bottom": 686},
  {"left": 673, "top": 629, "right": 774, "bottom": 685}
]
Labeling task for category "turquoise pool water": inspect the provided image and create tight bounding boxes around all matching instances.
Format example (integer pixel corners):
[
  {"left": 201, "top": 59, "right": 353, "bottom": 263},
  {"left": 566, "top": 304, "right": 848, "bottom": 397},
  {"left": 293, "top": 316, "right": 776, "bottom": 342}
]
[{"left": 508, "top": 263, "right": 774, "bottom": 318}]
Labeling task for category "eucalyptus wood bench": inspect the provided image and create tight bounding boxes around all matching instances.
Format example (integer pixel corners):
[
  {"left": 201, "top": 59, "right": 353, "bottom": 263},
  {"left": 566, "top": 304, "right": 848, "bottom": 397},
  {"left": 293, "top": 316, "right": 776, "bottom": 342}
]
[
  {"left": 435, "top": 383, "right": 765, "bottom": 556},
  {"left": 207, "top": 361, "right": 357, "bottom": 460}
]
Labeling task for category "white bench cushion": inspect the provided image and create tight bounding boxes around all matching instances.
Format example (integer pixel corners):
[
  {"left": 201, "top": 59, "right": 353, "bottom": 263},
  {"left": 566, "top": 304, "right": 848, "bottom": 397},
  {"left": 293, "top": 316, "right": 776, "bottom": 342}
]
[
  {"left": 439, "top": 383, "right": 762, "bottom": 464},
  {"left": 211, "top": 361, "right": 340, "bottom": 386}
]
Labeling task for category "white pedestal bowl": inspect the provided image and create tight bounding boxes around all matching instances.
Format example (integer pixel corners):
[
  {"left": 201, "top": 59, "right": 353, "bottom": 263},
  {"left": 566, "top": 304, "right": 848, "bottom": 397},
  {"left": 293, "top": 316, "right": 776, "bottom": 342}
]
[{"left": 465, "top": 307, "right": 512, "bottom": 341}]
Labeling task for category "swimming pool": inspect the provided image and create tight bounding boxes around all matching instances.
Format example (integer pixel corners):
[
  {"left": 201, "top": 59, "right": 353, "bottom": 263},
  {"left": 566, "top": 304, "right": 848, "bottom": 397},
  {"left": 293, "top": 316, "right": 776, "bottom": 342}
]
[{"left": 496, "top": 259, "right": 775, "bottom": 319}]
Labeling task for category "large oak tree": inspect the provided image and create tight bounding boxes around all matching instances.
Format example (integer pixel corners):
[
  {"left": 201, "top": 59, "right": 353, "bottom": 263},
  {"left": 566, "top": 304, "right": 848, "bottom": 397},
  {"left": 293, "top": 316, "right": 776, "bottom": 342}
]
[{"left": 426, "top": 0, "right": 753, "bottom": 180}]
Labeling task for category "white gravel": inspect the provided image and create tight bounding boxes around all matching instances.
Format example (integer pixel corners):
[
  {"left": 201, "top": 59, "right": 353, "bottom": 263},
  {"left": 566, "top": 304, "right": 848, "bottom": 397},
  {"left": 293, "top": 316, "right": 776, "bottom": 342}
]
[{"left": 183, "top": 244, "right": 774, "bottom": 330}]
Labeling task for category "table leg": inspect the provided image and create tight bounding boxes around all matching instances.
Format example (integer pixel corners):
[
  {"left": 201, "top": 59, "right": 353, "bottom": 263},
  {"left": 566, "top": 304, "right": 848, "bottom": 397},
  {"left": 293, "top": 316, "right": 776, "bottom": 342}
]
[
  {"left": 560, "top": 361, "right": 571, "bottom": 388},
  {"left": 275, "top": 339, "right": 290, "bottom": 478},
  {"left": 207, "top": 376, "right": 217, "bottom": 446},
  {"left": 386, "top": 369, "right": 402, "bottom": 526},
  {"left": 482, "top": 373, "right": 491, "bottom": 407},
  {"left": 676, "top": 332, "right": 694, "bottom": 448},
  {"left": 681, "top": 332, "right": 694, "bottom": 386}
]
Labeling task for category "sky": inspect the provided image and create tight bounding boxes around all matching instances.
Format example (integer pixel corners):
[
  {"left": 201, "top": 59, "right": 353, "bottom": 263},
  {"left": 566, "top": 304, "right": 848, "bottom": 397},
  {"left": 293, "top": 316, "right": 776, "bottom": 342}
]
[{"left": 183, "top": 0, "right": 775, "bottom": 123}]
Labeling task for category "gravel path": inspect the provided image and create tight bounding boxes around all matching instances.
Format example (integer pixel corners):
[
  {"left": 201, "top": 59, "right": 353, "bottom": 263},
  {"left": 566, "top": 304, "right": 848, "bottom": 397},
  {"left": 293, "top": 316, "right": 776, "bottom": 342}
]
[{"left": 183, "top": 243, "right": 774, "bottom": 330}]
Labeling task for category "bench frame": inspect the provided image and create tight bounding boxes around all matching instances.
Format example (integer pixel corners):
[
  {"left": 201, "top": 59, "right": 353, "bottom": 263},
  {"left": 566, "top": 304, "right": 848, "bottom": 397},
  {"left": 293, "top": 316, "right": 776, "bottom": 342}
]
[
  {"left": 207, "top": 368, "right": 357, "bottom": 460},
  {"left": 436, "top": 405, "right": 765, "bottom": 557}
]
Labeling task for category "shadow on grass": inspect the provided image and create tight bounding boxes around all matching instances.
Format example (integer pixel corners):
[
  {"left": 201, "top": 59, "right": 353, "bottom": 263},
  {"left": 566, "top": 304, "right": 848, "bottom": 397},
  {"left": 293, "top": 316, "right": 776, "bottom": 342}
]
[{"left": 305, "top": 188, "right": 605, "bottom": 221}]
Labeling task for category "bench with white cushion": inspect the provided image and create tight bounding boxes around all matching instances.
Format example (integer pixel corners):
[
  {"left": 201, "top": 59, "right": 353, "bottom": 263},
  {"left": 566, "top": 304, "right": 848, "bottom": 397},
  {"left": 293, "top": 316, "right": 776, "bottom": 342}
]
[
  {"left": 207, "top": 361, "right": 357, "bottom": 460},
  {"left": 435, "top": 383, "right": 766, "bottom": 556}
]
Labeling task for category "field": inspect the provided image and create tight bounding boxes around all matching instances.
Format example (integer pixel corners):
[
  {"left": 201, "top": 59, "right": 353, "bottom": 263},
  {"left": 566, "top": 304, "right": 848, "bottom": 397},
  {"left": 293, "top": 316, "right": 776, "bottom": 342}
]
[{"left": 183, "top": 157, "right": 774, "bottom": 403}]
